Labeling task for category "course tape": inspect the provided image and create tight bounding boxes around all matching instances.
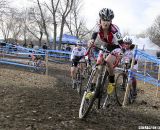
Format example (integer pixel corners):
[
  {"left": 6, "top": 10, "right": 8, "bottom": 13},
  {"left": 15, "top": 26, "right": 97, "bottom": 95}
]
[
  {"left": 0, "top": 60, "right": 35, "bottom": 68},
  {"left": 129, "top": 49, "right": 160, "bottom": 86},
  {"left": 136, "top": 49, "right": 160, "bottom": 64}
]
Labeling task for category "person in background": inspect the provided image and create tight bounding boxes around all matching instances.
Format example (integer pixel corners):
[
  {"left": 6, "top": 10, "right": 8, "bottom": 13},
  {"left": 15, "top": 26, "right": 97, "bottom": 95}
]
[
  {"left": 42, "top": 43, "right": 48, "bottom": 60},
  {"left": 28, "top": 41, "right": 34, "bottom": 48},
  {"left": 70, "top": 41, "right": 86, "bottom": 88},
  {"left": 156, "top": 51, "right": 160, "bottom": 59},
  {"left": 42, "top": 43, "right": 48, "bottom": 50},
  {"left": 66, "top": 44, "right": 71, "bottom": 51},
  {"left": 23, "top": 43, "right": 27, "bottom": 47},
  {"left": 122, "top": 36, "right": 137, "bottom": 97}
]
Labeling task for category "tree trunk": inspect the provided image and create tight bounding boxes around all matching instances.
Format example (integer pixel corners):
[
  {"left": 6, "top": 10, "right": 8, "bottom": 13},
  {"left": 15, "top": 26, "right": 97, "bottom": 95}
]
[
  {"left": 58, "top": 19, "right": 65, "bottom": 50},
  {"left": 53, "top": 22, "right": 57, "bottom": 50}
]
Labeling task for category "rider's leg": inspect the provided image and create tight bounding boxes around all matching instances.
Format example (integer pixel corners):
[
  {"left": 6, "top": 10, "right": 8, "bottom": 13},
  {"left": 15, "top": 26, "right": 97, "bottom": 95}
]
[
  {"left": 105, "top": 54, "right": 116, "bottom": 83},
  {"left": 71, "top": 65, "right": 77, "bottom": 89},
  {"left": 80, "top": 62, "right": 87, "bottom": 79},
  {"left": 105, "top": 54, "right": 117, "bottom": 94},
  {"left": 71, "top": 66, "right": 77, "bottom": 80}
]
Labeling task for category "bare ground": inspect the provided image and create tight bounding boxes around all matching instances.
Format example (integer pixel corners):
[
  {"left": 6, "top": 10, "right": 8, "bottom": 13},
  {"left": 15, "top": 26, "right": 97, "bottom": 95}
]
[{"left": 0, "top": 63, "right": 160, "bottom": 130}]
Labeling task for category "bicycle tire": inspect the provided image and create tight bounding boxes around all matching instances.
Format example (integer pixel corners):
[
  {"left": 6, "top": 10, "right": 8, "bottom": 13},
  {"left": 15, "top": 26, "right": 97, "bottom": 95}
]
[
  {"left": 76, "top": 80, "right": 82, "bottom": 96},
  {"left": 28, "top": 61, "right": 35, "bottom": 72},
  {"left": 128, "top": 83, "right": 135, "bottom": 104},
  {"left": 85, "top": 66, "right": 92, "bottom": 79},
  {"left": 115, "top": 73, "right": 128, "bottom": 106},
  {"left": 76, "top": 69, "right": 82, "bottom": 95},
  {"left": 79, "top": 66, "right": 97, "bottom": 119},
  {"left": 97, "top": 69, "right": 109, "bottom": 109}
]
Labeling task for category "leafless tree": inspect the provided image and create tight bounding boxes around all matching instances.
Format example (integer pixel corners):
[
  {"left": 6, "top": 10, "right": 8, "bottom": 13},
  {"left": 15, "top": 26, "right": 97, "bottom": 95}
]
[
  {"left": 0, "top": 7, "right": 22, "bottom": 42},
  {"left": 20, "top": 9, "right": 29, "bottom": 45},
  {"left": 64, "top": 0, "right": 91, "bottom": 40},
  {"left": 9, "top": 9, "right": 23, "bottom": 43},
  {"left": 0, "top": 0, "right": 10, "bottom": 41},
  {"left": 146, "top": 15, "right": 160, "bottom": 47},
  {"left": 0, "top": 16, "right": 11, "bottom": 41},
  {"left": 36, "top": 0, "right": 50, "bottom": 47},
  {"left": 0, "top": 0, "right": 8, "bottom": 15},
  {"left": 26, "top": 7, "right": 45, "bottom": 47},
  {"left": 57, "top": 0, "right": 74, "bottom": 50},
  {"left": 45, "top": 0, "right": 60, "bottom": 49}
]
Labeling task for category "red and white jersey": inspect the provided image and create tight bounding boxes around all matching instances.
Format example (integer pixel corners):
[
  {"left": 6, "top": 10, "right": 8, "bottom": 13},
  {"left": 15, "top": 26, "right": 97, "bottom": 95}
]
[
  {"left": 93, "top": 24, "right": 123, "bottom": 48},
  {"left": 113, "top": 48, "right": 138, "bottom": 70}
]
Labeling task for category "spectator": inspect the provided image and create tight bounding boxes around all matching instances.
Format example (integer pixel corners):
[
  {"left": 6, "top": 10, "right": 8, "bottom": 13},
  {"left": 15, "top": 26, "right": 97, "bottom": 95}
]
[
  {"left": 156, "top": 51, "right": 160, "bottom": 59},
  {"left": 42, "top": 43, "right": 48, "bottom": 50},
  {"left": 23, "top": 43, "right": 27, "bottom": 47},
  {"left": 66, "top": 44, "right": 71, "bottom": 51},
  {"left": 28, "top": 41, "right": 34, "bottom": 48},
  {"left": 62, "top": 45, "right": 65, "bottom": 51}
]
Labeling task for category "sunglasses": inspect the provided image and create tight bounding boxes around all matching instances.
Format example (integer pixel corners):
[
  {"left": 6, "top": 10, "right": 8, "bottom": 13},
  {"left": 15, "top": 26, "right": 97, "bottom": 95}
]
[
  {"left": 124, "top": 42, "right": 131, "bottom": 45},
  {"left": 101, "top": 18, "right": 111, "bottom": 22}
]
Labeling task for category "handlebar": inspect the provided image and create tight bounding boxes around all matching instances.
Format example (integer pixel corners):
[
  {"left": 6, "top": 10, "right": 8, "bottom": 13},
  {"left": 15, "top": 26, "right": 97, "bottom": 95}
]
[
  {"left": 85, "top": 44, "right": 110, "bottom": 56},
  {"left": 84, "top": 43, "right": 124, "bottom": 68},
  {"left": 85, "top": 44, "right": 124, "bottom": 57}
]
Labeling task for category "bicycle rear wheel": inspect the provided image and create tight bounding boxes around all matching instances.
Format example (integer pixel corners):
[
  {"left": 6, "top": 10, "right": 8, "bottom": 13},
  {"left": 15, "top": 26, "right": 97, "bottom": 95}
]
[
  {"left": 79, "top": 66, "right": 97, "bottom": 119},
  {"left": 128, "top": 83, "right": 135, "bottom": 104},
  {"left": 115, "top": 73, "right": 128, "bottom": 106}
]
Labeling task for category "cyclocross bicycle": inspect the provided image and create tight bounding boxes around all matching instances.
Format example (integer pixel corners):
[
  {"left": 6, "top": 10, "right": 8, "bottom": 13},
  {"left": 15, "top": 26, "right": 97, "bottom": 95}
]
[
  {"left": 115, "top": 57, "right": 136, "bottom": 105},
  {"left": 79, "top": 45, "right": 122, "bottom": 119},
  {"left": 28, "top": 58, "right": 46, "bottom": 74}
]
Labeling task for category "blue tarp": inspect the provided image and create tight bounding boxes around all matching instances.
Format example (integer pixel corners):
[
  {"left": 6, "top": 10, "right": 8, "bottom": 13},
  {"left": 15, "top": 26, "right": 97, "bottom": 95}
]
[{"left": 54, "top": 34, "right": 79, "bottom": 45}]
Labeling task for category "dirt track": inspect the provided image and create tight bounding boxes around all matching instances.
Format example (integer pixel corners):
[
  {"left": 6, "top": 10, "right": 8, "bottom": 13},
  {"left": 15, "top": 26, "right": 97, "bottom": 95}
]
[{"left": 0, "top": 63, "right": 160, "bottom": 130}]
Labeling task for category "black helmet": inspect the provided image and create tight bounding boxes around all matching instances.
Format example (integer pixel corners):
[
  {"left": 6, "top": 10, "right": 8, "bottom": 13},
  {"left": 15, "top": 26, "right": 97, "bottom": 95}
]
[{"left": 99, "top": 8, "right": 114, "bottom": 21}]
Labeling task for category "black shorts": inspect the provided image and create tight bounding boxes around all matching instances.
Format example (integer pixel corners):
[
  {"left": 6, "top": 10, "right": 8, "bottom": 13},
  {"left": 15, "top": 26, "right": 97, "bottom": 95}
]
[
  {"left": 71, "top": 56, "right": 82, "bottom": 67},
  {"left": 106, "top": 44, "right": 120, "bottom": 52}
]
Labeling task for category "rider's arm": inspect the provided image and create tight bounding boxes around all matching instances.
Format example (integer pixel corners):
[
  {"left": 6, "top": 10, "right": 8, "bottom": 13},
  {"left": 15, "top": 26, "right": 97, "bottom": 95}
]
[
  {"left": 87, "top": 32, "right": 98, "bottom": 47},
  {"left": 130, "top": 44, "right": 135, "bottom": 50},
  {"left": 111, "top": 24, "right": 124, "bottom": 46},
  {"left": 91, "top": 32, "right": 98, "bottom": 41},
  {"left": 112, "top": 29, "right": 126, "bottom": 53}
]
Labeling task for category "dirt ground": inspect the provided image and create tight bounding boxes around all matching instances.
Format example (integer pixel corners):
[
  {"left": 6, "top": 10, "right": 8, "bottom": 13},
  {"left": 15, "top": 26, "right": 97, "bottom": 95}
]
[{"left": 0, "top": 62, "right": 160, "bottom": 130}]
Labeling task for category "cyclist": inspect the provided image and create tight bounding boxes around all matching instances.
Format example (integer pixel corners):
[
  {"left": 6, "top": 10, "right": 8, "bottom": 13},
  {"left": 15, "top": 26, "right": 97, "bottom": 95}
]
[
  {"left": 70, "top": 41, "right": 87, "bottom": 88},
  {"left": 30, "top": 46, "right": 45, "bottom": 67},
  {"left": 122, "top": 36, "right": 137, "bottom": 97},
  {"left": 88, "top": 8, "right": 124, "bottom": 96}
]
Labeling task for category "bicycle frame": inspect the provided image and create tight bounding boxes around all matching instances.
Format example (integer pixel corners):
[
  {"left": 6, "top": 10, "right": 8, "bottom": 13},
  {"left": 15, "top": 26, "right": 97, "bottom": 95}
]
[
  {"left": 115, "top": 57, "right": 137, "bottom": 106},
  {"left": 28, "top": 59, "right": 46, "bottom": 74},
  {"left": 79, "top": 45, "right": 122, "bottom": 119}
]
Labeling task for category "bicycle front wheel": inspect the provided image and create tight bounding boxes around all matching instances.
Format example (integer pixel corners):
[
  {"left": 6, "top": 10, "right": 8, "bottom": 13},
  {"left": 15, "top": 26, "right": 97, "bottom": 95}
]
[
  {"left": 76, "top": 80, "right": 82, "bottom": 96},
  {"left": 97, "top": 70, "right": 109, "bottom": 109},
  {"left": 115, "top": 73, "right": 128, "bottom": 106},
  {"left": 76, "top": 70, "right": 82, "bottom": 95},
  {"left": 79, "top": 67, "right": 97, "bottom": 119},
  {"left": 79, "top": 91, "right": 96, "bottom": 119}
]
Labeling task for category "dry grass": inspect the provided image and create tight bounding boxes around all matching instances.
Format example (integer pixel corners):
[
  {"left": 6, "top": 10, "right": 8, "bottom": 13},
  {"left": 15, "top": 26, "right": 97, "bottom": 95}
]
[
  {"left": 0, "top": 66, "right": 57, "bottom": 89},
  {"left": 137, "top": 81, "right": 160, "bottom": 106}
]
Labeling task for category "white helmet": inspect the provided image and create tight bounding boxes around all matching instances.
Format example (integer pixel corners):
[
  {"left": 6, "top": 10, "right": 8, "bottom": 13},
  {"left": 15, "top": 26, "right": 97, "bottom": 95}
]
[
  {"left": 123, "top": 36, "right": 132, "bottom": 44},
  {"left": 99, "top": 8, "right": 114, "bottom": 21},
  {"left": 33, "top": 45, "right": 39, "bottom": 50}
]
